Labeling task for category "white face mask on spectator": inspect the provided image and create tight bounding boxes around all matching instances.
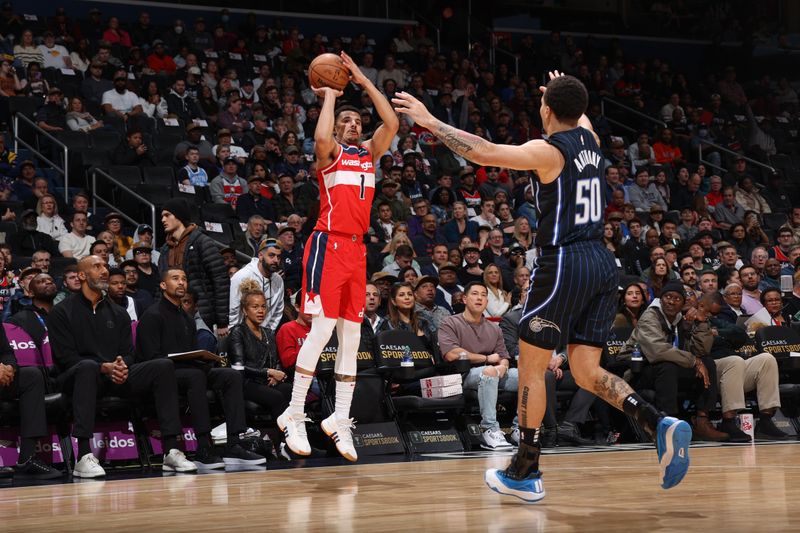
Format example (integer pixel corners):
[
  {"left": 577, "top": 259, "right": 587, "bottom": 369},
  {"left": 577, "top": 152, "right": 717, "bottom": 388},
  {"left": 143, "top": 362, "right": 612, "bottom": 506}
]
[{"left": 174, "top": 26, "right": 184, "bottom": 34}]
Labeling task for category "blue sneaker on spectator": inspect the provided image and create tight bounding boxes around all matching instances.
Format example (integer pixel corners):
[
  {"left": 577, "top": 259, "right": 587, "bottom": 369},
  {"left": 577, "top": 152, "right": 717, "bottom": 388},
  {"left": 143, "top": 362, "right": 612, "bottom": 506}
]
[
  {"left": 656, "top": 416, "right": 691, "bottom": 489},
  {"left": 484, "top": 468, "right": 545, "bottom": 503}
]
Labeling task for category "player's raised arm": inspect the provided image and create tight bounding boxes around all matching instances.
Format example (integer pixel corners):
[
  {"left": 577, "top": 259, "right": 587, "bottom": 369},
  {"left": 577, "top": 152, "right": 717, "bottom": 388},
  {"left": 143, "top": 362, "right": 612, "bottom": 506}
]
[
  {"left": 392, "top": 92, "right": 558, "bottom": 174},
  {"left": 313, "top": 86, "right": 344, "bottom": 167},
  {"left": 340, "top": 52, "right": 398, "bottom": 157}
]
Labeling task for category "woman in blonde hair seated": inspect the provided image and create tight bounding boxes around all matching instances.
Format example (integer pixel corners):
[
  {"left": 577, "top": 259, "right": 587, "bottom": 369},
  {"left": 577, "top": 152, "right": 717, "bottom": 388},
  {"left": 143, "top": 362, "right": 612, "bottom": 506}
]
[
  {"left": 483, "top": 264, "right": 510, "bottom": 320},
  {"left": 227, "top": 279, "right": 292, "bottom": 420},
  {"left": 382, "top": 231, "right": 421, "bottom": 272},
  {"left": 36, "top": 193, "right": 68, "bottom": 241}
]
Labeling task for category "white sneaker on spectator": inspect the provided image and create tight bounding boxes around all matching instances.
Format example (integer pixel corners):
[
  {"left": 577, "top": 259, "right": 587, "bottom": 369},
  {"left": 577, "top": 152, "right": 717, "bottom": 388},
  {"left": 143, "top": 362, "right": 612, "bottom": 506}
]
[
  {"left": 321, "top": 414, "right": 358, "bottom": 462},
  {"left": 510, "top": 428, "right": 520, "bottom": 447},
  {"left": 73, "top": 453, "right": 106, "bottom": 478},
  {"left": 163, "top": 449, "right": 198, "bottom": 473},
  {"left": 277, "top": 410, "right": 312, "bottom": 456},
  {"left": 481, "top": 429, "right": 512, "bottom": 450}
]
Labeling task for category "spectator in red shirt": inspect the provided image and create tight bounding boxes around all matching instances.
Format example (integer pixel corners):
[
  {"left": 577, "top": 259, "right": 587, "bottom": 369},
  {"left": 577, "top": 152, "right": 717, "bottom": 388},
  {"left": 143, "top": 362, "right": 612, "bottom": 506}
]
[
  {"left": 652, "top": 129, "right": 685, "bottom": 168},
  {"left": 276, "top": 297, "right": 312, "bottom": 372},
  {"left": 705, "top": 175, "right": 723, "bottom": 207},
  {"left": 146, "top": 40, "right": 176, "bottom": 75},
  {"left": 102, "top": 17, "right": 132, "bottom": 48}
]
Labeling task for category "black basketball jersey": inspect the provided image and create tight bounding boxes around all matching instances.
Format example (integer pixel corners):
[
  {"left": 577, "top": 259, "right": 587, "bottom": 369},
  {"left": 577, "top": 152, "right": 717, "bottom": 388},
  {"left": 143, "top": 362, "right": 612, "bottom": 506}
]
[{"left": 532, "top": 127, "right": 606, "bottom": 248}]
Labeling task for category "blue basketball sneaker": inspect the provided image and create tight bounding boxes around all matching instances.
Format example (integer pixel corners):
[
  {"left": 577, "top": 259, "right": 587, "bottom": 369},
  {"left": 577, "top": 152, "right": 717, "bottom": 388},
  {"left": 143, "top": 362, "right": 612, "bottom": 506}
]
[
  {"left": 485, "top": 468, "right": 545, "bottom": 503},
  {"left": 656, "top": 416, "right": 691, "bottom": 489},
  {"left": 484, "top": 442, "right": 545, "bottom": 503}
]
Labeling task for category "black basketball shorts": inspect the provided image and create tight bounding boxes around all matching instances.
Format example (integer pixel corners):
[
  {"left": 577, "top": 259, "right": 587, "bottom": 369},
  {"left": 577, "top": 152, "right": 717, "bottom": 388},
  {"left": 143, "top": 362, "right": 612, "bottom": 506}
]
[{"left": 518, "top": 240, "right": 619, "bottom": 350}]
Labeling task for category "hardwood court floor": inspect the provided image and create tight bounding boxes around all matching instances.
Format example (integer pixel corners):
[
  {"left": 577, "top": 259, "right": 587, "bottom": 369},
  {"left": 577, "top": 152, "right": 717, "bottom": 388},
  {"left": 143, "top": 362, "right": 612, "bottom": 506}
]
[{"left": 1, "top": 443, "right": 799, "bottom": 532}]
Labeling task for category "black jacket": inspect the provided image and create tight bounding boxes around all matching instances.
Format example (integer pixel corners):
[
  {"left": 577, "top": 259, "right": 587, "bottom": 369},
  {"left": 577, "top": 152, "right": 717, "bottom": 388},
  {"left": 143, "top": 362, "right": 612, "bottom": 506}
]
[
  {"left": 228, "top": 323, "right": 282, "bottom": 382},
  {"left": 49, "top": 292, "right": 135, "bottom": 371},
  {"left": 165, "top": 91, "right": 202, "bottom": 124},
  {"left": 11, "top": 228, "right": 60, "bottom": 257},
  {"left": 236, "top": 192, "right": 275, "bottom": 224},
  {"left": 158, "top": 228, "right": 230, "bottom": 329},
  {"left": 111, "top": 141, "right": 155, "bottom": 167},
  {"left": 709, "top": 314, "right": 749, "bottom": 359},
  {"left": 135, "top": 297, "right": 197, "bottom": 362},
  {"left": 0, "top": 320, "right": 17, "bottom": 368}
]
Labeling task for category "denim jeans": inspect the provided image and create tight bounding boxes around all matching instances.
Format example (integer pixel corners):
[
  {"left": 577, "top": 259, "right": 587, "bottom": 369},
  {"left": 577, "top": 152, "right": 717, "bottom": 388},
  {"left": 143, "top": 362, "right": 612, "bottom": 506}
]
[{"left": 463, "top": 366, "right": 519, "bottom": 431}]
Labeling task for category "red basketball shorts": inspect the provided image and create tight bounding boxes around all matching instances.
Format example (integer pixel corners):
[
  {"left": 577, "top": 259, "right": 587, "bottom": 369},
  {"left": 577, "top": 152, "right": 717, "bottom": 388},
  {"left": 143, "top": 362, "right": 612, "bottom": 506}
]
[{"left": 300, "top": 230, "right": 366, "bottom": 322}]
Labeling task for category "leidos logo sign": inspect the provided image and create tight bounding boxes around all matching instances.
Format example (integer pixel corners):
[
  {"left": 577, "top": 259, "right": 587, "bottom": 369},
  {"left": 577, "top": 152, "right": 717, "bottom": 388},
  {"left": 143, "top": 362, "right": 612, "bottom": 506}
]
[
  {"left": 9, "top": 340, "right": 37, "bottom": 350},
  {"left": 92, "top": 436, "right": 136, "bottom": 449}
]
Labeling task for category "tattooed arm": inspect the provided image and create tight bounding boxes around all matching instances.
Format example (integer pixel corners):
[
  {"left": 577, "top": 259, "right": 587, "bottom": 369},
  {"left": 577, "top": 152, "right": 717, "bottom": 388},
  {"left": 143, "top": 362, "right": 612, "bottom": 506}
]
[{"left": 392, "top": 92, "right": 561, "bottom": 177}]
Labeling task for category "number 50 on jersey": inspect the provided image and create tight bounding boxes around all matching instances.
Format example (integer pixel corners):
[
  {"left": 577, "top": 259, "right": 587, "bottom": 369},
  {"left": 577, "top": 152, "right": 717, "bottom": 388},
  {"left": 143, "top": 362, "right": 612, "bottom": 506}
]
[{"left": 575, "top": 177, "right": 602, "bottom": 225}]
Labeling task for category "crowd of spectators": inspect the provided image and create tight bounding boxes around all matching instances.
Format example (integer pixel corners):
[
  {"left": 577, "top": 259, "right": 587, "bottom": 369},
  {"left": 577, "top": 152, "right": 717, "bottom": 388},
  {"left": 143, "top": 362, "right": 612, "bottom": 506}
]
[{"left": 0, "top": 3, "right": 799, "bottom": 469}]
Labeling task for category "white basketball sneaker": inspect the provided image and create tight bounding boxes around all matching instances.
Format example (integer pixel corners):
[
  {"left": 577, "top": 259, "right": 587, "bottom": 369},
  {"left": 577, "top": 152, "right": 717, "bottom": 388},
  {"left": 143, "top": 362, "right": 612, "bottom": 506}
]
[
  {"left": 321, "top": 414, "right": 358, "bottom": 462},
  {"left": 277, "top": 410, "right": 312, "bottom": 456},
  {"left": 73, "top": 453, "right": 106, "bottom": 478},
  {"left": 163, "top": 449, "right": 198, "bottom": 473}
]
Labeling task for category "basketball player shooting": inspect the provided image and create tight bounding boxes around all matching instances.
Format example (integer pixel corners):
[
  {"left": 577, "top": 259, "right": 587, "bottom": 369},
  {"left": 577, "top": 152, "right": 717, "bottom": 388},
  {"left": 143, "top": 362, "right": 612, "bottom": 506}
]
[
  {"left": 278, "top": 52, "right": 398, "bottom": 461},
  {"left": 393, "top": 71, "right": 691, "bottom": 501}
]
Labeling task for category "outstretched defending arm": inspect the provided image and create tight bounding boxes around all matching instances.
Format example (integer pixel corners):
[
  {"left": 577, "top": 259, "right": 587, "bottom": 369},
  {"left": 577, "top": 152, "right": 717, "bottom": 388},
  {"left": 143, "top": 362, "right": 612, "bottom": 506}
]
[
  {"left": 340, "top": 52, "right": 398, "bottom": 157},
  {"left": 392, "top": 94, "right": 559, "bottom": 175}
]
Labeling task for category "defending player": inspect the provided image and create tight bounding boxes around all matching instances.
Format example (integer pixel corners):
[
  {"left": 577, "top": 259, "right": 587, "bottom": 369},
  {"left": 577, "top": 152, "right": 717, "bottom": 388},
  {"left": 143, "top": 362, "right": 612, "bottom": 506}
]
[
  {"left": 277, "top": 52, "right": 398, "bottom": 461},
  {"left": 393, "top": 72, "right": 691, "bottom": 501}
]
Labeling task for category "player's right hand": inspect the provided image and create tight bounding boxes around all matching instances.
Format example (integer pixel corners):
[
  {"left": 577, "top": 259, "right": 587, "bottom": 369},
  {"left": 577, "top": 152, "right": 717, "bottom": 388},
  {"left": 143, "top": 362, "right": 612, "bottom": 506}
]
[
  {"left": 539, "top": 70, "right": 565, "bottom": 95},
  {"left": 340, "top": 52, "right": 368, "bottom": 86},
  {"left": 312, "top": 86, "right": 343, "bottom": 99}
]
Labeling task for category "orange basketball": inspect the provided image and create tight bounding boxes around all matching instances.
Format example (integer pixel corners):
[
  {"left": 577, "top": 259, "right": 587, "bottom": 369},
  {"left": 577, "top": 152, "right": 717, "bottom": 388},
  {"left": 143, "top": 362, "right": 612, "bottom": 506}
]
[{"left": 308, "top": 53, "right": 351, "bottom": 91}]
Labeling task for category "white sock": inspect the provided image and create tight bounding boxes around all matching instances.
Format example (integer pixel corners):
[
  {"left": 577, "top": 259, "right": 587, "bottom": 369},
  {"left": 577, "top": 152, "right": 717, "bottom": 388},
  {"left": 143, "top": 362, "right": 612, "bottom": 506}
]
[
  {"left": 333, "top": 319, "right": 359, "bottom": 421},
  {"left": 334, "top": 378, "right": 356, "bottom": 421},
  {"left": 286, "top": 313, "right": 337, "bottom": 414},
  {"left": 288, "top": 372, "right": 314, "bottom": 414}
]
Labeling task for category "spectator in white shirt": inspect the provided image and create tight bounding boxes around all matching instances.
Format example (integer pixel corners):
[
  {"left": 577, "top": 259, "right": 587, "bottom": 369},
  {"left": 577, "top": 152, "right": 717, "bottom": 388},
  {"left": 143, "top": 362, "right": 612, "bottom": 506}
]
[
  {"left": 377, "top": 55, "right": 406, "bottom": 90},
  {"left": 38, "top": 32, "right": 73, "bottom": 70},
  {"left": 36, "top": 193, "right": 68, "bottom": 241},
  {"left": 660, "top": 93, "right": 683, "bottom": 123},
  {"left": 470, "top": 198, "right": 500, "bottom": 228},
  {"left": 483, "top": 264, "right": 510, "bottom": 319},
  {"left": 102, "top": 73, "right": 146, "bottom": 130},
  {"left": 358, "top": 52, "right": 378, "bottom": 85},
  {"left": 59, "top": 211, "right": 94, "bottom": 259}
]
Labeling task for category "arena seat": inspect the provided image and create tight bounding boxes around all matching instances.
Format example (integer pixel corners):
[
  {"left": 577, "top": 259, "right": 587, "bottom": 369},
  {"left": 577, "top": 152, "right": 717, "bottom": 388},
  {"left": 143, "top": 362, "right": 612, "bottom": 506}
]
[
  {"left": 201, "top": 203, "right": 237, "bottom": 224},
  {"left": 374, "top": 329, "right": 465, "bottom": 453},
  {"left": 49, "top": 256, "right": 77, "bottom": 280},
  {"left": 314, "top": 330, "right": 407, "bottom": 456},
  {"left": 135, "top": 183, "right": 172, "bottom": 208},
  {"left": 0, "top": 221, "right": 17, "bottom": 244},
  {"left": 142, "top": 166, "right": 176, "bottom": 189},
  {"left": 107, "top": 165, "right": 144, "bottom": 188},
  {"left": 55, "top": 131, "right": 90, "bottom": 152},
  {"left": 89, "top": 130, "right": 122, "bottom": 152},
  {"left": 762, "top": 212, "right": 788, "bottom": 230}
]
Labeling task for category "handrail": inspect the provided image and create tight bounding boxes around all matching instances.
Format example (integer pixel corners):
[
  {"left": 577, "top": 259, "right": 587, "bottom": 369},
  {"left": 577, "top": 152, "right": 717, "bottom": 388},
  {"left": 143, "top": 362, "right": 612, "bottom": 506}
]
[
  {"left": 492, "top": 46, "right": 520, "bottom": 76},
  {"left": 601, "top": 97, "right": 668, "bottom": 130},
  {"left": 91, "top": 168, "right": 157, "bottom": 249},
  {"left": 11, "top": 112, "right": 70, "bottom": 203},
  {"left": 698, "top": 140, "right": 776, "bottom": 175}
]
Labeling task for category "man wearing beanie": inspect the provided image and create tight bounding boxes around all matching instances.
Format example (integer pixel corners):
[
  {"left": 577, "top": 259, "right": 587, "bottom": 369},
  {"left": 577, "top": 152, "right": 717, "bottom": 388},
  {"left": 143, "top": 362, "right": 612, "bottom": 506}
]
[
  {"left": 158, "top": 198, "right": 230, "bottom": 336},
  {"left": 620, "top": 280, "right": 730, "bottom": 441}
]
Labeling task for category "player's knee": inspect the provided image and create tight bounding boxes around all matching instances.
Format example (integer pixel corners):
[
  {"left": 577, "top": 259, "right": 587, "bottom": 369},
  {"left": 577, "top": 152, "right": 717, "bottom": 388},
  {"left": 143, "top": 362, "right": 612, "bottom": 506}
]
[{"left": 570, "top": 366, "right": 595, "bottom": 390}]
